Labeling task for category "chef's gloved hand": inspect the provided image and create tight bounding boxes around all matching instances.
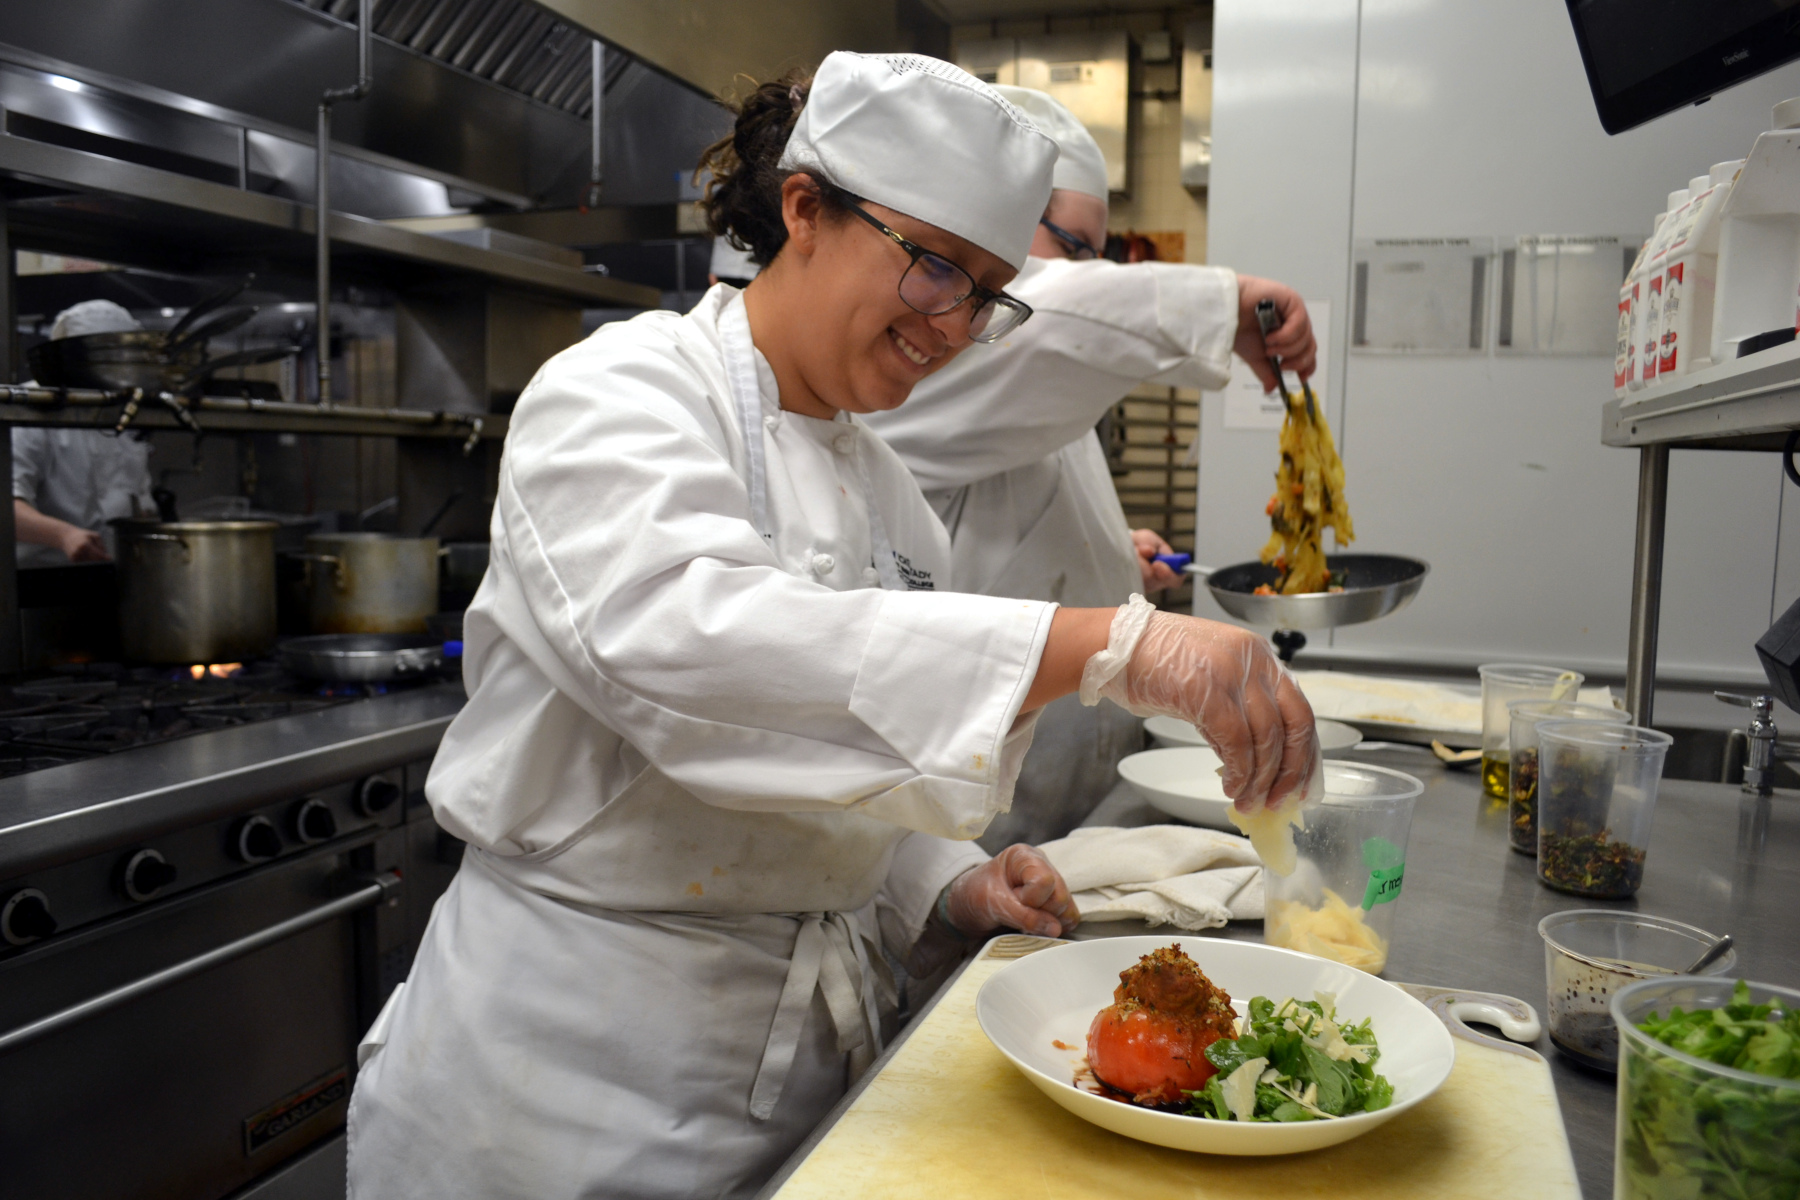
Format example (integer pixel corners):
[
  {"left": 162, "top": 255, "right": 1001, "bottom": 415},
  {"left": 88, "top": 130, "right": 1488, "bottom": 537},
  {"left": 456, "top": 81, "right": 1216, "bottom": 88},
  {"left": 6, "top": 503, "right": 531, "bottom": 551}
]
[
  {"left": 1081, "top": 595, "right": 1321, "bottom": 814},
  {"left": 943, "top": 845, "right": 1080, "bottom": 939}
]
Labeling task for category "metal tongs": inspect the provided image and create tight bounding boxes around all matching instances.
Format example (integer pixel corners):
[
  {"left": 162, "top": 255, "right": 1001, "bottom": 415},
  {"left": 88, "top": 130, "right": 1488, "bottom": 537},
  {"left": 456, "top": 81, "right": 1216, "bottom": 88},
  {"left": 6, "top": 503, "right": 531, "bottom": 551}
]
[{"left": 1254, "top": 297, "right": 1318, "bottom": 420}]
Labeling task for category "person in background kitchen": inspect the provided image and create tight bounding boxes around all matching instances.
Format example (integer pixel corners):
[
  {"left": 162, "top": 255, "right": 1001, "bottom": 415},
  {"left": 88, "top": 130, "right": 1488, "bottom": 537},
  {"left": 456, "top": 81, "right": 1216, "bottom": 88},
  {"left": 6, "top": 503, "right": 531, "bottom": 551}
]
[
  {"left": 861, "top": 86, "right": 1318, "bottom": 849},
  {"left": 12, "top": 300, "right": 155, "bottom": 566},
  {"left": 348, "top": 53, "right": 1320, "bottom": 1200}
]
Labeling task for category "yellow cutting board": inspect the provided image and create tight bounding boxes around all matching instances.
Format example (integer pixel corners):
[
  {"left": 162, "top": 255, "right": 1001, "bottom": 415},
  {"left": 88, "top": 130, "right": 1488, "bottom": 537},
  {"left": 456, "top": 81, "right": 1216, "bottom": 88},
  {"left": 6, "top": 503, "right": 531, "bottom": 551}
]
[{"left": 771, "top": 941, "right": 1581, "bottom": 1200}]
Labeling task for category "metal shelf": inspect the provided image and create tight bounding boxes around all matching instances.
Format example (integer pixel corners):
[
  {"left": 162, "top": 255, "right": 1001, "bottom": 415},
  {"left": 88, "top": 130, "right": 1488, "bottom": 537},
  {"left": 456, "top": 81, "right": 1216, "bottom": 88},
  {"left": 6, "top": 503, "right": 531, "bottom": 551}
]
[
  {"left": 1605, "top": 343, "right": 1800, "bottom": 726},
  {"left": 0, "top": 132, "right": 660, "bottom": 308},
  {"left": 1603, "top": 340, "right": 1800, "bottom": 450},
  {"left": 0, "top": 385, "right": 505, "bottom": 444}
]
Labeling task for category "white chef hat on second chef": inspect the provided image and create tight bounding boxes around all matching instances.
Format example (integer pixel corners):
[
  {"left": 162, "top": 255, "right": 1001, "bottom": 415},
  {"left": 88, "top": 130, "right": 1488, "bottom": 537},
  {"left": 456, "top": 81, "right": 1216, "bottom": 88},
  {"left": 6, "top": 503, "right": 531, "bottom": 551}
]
[
  {"left": 710, "top": 235, "right": 761, "bottom": 282},
  {"left": 992, "top": 85, "right": 1109, "bottom": 201},
  {"left": 50, "top": 299, "right": 141, "bottom": 340},
  {"left": 778, "top": 52, "right": 1056, "bottom": 271}
]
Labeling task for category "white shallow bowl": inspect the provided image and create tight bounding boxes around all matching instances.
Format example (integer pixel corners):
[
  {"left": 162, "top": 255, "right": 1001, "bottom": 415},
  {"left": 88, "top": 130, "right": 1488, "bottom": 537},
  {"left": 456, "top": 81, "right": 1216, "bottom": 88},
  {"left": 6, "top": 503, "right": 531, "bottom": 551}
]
[
  {"left": 1145, "top": 715, "right": 1363, "bottom": 754},
  {"left": 975, "top": 936, "right": 1454, "bottom": 1155},
  {"left": 1119, "top": 746, "right": 1233, "bottom": 828}
]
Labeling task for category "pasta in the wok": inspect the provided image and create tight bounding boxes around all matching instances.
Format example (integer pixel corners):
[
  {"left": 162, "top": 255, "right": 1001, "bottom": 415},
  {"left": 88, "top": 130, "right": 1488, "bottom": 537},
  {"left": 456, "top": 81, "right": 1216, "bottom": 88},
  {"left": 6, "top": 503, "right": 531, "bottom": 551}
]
[{"left": 1257, "top": 384, "right": 1353, "bottom": 595}]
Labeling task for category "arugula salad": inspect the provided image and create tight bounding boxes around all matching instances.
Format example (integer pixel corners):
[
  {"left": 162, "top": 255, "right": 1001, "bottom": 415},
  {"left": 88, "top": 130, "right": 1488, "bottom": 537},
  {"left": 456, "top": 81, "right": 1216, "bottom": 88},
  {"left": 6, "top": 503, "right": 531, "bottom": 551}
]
[
  {"left": 1186, "top": 994, "right": 1395, "bottom": 1122},
  {"left": 1620, "top": 980, "right": 1800, "bottom": 1200}
]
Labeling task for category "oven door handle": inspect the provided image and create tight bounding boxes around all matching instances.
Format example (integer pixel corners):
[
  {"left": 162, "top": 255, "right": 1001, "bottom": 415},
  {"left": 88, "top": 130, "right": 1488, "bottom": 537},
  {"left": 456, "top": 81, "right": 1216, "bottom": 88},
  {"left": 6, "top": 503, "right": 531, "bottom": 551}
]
[{"left": 0, "top": 871, "right": 402, "bottom": 1056}]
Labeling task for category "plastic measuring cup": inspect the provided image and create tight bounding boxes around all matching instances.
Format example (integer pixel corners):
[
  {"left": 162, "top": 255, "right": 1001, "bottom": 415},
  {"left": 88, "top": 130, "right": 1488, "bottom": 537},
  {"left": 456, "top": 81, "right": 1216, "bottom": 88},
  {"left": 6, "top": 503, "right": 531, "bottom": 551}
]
[
  {"left": 1535, "top": 722, "right": 1672, "bottom": 899},
  {"left": 1537, "top": 910, "right": 1734, "bottom": 1071},
  {"left": 1506, "top": 701, "right": 1630, "bottom": 855},
  {"left": 1478, "top": 663, "right": 1584, "bottom": 799},
  {"left": 1262, "top": 761, "right": 1424, "bottom": 976}
]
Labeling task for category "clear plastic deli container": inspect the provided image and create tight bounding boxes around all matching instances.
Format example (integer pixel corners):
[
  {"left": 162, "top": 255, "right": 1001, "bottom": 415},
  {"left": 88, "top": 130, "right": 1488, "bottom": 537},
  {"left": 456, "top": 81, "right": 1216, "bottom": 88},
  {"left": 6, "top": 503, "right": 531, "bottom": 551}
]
[
  {"left": 1506, "top": 701, "right": 1630, "bottom": 855},
  {"left": 1612, "top": 975, "right": 1800, "bottom": 1200},
  {"left": 1537, "top": 910, "right": 1734, "bottom": 1071},
  {"left": 1262, "top": 761, "right": 1424, "bottom": 976},
  {"left": 1535, "top": 722, "right": 1672, "bottom": 899},
  {"left": 1478, "top": 663, "right": 1583, "bottom": 800}
]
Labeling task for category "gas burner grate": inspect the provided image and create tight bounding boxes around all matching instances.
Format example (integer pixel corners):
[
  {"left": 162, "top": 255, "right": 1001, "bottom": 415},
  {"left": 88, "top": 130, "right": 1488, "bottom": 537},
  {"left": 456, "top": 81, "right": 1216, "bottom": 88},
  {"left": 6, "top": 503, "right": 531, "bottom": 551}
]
[{"left": 0, "top": 658, "right": 423, "bottom": 768}]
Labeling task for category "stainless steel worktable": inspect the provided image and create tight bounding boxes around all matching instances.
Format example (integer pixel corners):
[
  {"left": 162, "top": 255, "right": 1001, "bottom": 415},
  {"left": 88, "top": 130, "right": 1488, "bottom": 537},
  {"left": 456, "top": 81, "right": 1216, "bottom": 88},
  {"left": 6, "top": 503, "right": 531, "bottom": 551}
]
[{"left": 760, "top": 744, "right": 1798, "bottom": 1200}]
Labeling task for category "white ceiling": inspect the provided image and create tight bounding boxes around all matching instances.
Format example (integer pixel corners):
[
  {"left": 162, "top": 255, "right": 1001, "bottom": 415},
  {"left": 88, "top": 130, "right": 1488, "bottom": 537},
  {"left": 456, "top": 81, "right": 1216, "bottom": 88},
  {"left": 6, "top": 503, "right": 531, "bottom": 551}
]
[{"left": 930, "top": 0, "right": 1182, "bottom": 25}]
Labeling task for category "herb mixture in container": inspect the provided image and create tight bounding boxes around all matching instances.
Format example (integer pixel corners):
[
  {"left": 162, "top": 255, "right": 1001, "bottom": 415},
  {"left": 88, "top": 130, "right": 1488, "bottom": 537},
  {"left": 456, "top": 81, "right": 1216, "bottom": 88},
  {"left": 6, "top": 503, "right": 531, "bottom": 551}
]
[
  {"left": 1534, "top": 722, "right": 1671, "bottom": 898},
  {"left": 1505, "top": 701, "right": 1629, "bottom": 856},
  {"left": 1612, "top": 977, "right": 1800, "bottom": 1200}
]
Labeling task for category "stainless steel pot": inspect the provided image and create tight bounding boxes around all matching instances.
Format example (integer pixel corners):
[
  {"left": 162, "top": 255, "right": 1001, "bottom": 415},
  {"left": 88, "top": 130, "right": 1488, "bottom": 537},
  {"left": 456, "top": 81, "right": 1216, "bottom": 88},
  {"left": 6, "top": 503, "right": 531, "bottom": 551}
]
[
  {"left": 114, "top": 520, "right": 279, "bottom": 663},
  {"left": 298, "top": 533, "right": 440, "bottom": 635}
]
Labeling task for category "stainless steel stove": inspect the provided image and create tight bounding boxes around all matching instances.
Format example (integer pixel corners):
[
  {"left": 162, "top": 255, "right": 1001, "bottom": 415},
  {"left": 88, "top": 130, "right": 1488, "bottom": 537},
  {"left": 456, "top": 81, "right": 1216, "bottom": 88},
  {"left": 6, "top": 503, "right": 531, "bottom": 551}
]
[
  {"left": 0, "top": 659, "right": 434, "bottom": 778},
  {"left": 0, "top": 678, "right": 466, "bottom": 1200}
]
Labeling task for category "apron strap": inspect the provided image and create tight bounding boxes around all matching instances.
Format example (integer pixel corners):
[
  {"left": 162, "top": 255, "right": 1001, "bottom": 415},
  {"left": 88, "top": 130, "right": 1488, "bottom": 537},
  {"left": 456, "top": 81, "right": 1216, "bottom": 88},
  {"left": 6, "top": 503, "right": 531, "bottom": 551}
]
[{"left": 747, "top": 911, "right": 885, "bottom": 1122}]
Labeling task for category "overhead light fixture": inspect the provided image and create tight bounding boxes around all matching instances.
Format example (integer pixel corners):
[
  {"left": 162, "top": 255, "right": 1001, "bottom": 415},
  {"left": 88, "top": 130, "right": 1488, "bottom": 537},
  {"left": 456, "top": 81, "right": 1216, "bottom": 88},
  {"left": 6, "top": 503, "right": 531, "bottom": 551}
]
[{"left": 48, "top": 75, "right": 83, "bottom": 93}]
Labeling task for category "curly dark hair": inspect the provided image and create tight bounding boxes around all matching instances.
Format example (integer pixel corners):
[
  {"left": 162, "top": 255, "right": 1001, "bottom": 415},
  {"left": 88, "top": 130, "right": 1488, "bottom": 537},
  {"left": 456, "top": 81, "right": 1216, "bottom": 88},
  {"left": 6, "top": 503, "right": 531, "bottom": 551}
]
[{"left": 698, "top": 69, "right": 845, "bottom": 267}]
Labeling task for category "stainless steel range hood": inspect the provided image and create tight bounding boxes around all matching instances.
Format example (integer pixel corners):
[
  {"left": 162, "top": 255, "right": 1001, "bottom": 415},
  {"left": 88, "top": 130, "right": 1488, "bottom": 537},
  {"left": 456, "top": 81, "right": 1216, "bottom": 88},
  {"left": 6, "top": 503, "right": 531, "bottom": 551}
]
[{"left": 0, "top": 0, "right": 727, "bottom": 210}]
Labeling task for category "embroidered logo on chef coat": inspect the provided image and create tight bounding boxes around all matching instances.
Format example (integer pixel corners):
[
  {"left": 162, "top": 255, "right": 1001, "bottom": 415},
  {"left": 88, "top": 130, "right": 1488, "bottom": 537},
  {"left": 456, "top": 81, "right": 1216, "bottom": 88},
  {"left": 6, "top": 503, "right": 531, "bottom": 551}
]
[{"left": 892, "top": 552, "right": 935, "bottom": 591}]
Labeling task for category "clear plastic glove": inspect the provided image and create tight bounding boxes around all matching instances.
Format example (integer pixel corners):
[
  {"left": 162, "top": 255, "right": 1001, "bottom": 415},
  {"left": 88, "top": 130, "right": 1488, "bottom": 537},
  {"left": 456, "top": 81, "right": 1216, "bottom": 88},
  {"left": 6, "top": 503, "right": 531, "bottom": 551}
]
[
  {"left": 944, "top": 845, "right": 1080, "bottom": 939},
  {"left": 1082, "top": 597, "right": 1322, "bottom": 815}
]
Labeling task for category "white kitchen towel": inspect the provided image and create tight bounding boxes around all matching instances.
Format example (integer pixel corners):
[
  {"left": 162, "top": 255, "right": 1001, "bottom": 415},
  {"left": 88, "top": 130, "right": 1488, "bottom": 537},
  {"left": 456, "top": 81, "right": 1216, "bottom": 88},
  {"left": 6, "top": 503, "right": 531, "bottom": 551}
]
[{"left": 1037, "top": 825, "right": 1263, "bottom": 930}]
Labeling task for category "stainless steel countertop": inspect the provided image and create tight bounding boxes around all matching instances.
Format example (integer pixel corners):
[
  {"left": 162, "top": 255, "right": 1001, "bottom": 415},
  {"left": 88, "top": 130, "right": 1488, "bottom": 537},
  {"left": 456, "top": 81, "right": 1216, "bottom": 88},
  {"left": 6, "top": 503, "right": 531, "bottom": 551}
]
[
  {"left": 0, "top": 682, "right": 465, "bottom": 879},
  {"left": 759, "top": 744, "right": 1797, "bottom": 1200},
  {"left": 1079, "top": 745, "right": 1800, "bottom": 1200}
]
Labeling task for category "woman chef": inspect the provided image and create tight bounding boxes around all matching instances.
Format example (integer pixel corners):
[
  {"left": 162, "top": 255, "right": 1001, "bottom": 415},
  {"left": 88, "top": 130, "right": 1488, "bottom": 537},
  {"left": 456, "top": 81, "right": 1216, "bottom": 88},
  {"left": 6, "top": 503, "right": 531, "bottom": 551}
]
[{"left": 348, "top": 53, "right": 1319, "bottom": 1200}]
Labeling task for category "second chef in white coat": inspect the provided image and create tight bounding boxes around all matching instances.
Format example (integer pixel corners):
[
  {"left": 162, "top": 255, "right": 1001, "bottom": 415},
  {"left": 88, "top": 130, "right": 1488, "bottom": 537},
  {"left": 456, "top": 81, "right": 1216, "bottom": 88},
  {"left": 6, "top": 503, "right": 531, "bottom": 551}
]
[
  {"left": 863, "top": 87, "right": 1318, "bottom": 847},
  {"left": 349, "top": 53, "right": 1320, "bottom": 1200}
]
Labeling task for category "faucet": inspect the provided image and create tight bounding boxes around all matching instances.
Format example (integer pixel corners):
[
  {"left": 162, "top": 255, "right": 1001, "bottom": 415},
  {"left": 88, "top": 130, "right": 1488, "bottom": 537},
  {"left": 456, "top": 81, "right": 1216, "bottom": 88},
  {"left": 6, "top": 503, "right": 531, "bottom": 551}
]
[{"left": 1715, "top": 691, "right": 1799, "bottom": 795}]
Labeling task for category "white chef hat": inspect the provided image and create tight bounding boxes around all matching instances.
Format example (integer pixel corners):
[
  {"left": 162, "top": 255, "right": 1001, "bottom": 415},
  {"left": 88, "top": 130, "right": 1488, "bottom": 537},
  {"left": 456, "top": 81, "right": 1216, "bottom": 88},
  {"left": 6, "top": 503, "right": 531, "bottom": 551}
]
[
  {"left": 50, "top": 299, "right": 141, "bottom": 340},
  {"left": 710, "top": 235, "right": 761, "bottom": 282},
  {"left": 777, "top": 52, "right": 1056, "bottom": 271},
  {"left": 993, "top": 86, "right": 1110, "bottom": 201}
]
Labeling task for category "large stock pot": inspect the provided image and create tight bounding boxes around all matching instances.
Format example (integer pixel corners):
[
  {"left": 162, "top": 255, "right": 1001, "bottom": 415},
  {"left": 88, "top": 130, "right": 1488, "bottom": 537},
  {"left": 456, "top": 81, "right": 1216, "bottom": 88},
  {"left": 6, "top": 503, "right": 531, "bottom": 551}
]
[
  {"left": 297, "top": 533, "right": 441, "bottom": 635},
  {"left": 113, "top": 519, "right": 279, "bottom": 663}
]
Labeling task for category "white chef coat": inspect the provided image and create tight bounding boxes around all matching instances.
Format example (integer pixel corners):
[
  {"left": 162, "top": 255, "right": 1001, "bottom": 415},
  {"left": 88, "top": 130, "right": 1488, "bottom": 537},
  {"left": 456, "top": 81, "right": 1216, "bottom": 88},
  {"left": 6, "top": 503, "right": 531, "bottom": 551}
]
[
  {"left": 862, "top": 257, "right": 1239, "bottom": 846},
  {"left": 348, "top": 286, "right": 1054, "bottom": 1200},
  {"left": 11, "top": 427, "right": 153, "bottom": 566}
]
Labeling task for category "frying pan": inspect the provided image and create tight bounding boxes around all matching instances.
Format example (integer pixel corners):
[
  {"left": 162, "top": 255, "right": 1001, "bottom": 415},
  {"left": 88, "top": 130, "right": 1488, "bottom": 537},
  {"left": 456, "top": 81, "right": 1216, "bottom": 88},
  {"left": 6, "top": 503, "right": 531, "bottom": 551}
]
[
  {"left": 1187, "top": 553, "right": 1429, "bottom": 632},
  {"left": 278, "top": 633, "right": 445, "bottom": 683}
]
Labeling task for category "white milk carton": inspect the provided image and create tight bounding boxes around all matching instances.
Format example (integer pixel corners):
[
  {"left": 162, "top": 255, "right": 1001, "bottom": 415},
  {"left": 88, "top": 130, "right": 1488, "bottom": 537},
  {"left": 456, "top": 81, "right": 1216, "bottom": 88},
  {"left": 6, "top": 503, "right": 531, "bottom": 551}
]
[
  {"left": 1638, "top": 190, "right": 1690, "bottom": 390},
  {"left": 1657, "top": 174, "right": 1734, "bottom": 378}
]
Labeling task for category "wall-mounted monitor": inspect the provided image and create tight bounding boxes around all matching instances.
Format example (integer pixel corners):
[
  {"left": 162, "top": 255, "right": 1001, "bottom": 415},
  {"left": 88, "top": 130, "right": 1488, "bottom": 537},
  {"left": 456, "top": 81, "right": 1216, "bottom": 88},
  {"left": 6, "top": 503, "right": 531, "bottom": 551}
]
[{"left": 1565, "top": 0, "right": 1800, "bottom": 134}]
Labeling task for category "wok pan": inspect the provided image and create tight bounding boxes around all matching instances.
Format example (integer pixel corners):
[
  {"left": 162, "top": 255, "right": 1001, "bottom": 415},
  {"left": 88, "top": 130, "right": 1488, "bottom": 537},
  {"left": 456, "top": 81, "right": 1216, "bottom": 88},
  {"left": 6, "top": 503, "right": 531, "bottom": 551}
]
[{"left": 1187, "top": 553, "right": 1428, "bottom": 631}]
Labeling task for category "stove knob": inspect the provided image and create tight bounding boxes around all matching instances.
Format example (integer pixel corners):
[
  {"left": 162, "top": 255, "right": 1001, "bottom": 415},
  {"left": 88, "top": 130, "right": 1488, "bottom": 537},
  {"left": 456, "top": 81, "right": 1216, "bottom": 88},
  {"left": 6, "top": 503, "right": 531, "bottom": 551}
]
[
  {"left": 2, "top": 889, "right": 57, "bottom": 946},
  {"left": 294, "top": 799, "right": 339, "bottom": 844},
  {"left": 234, "top": 815, "right": 282, "bottom": 864},
  {"left": 356, "top": 777, "right": 402, "bottom": 817},
  {"left": 121, "top": 849, "right": 178, "bottom": 902}
]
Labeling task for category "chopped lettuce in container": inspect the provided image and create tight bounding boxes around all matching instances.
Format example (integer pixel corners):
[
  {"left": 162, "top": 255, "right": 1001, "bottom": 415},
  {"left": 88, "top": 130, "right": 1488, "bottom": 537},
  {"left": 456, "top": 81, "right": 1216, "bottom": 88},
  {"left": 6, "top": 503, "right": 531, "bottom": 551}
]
[
  {"left": 1185, "top": 994, "right": 1394, "bottom": 1122},
  {"left": 1618, "top": 979, "right": 1800, "bottom": 1200}
]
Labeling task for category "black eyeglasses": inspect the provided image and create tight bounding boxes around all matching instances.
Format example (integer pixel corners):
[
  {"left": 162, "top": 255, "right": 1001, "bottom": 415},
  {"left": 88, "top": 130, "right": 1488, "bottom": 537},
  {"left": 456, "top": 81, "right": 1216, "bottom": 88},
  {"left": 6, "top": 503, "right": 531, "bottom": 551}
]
[
  {"left": 838, "top": 197, "right": 1033, "bottom": 343},
  {"left": 1038, "top": 216, "right": 1099, "bottom": 261}
]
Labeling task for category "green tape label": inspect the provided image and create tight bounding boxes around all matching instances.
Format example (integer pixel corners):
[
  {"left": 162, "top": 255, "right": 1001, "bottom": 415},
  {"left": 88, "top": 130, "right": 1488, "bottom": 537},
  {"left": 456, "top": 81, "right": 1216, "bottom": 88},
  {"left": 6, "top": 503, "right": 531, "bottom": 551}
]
[{"left": 1361, "top": 837, "right": 1406, "bottom": 909}]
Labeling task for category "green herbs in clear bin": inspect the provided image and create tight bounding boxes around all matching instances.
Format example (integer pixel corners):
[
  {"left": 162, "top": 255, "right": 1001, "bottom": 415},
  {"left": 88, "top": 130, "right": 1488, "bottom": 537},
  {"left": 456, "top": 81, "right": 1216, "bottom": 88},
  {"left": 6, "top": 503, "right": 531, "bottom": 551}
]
[
  {"left": 1184, "top": 995, "right": 1394, "bottom": 1122},
  {"left": 1539, "top": 830, "right": 1645, "bottom": 897},
  {"left": 1508, "top": 746, "right": 1539, "bottom": 854},
  {"left": 1619, "top": 981, "right": 1800, "bottom": 1200}
]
